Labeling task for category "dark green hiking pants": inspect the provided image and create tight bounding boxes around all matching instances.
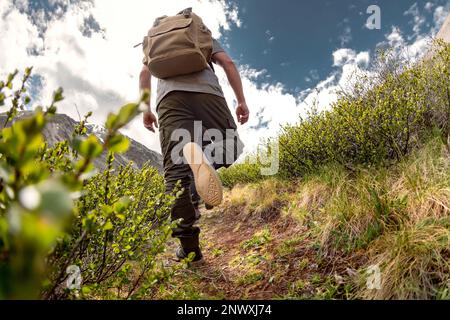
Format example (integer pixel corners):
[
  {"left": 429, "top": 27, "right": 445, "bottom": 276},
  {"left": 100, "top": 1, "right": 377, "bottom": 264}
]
[{"left": 157, "top": 91, "right": 243, "bottom": 249}]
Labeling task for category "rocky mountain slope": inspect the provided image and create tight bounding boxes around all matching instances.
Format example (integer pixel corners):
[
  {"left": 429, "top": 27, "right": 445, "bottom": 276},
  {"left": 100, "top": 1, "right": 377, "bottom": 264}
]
[{"left": 0, "top": 112, "right": 163, "bottom": 172}]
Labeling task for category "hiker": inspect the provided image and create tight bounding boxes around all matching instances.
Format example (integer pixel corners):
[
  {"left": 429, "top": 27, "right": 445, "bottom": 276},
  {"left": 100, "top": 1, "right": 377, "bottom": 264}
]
[{"left": 139, "top": 8, "right": 249, "bottom": 262}]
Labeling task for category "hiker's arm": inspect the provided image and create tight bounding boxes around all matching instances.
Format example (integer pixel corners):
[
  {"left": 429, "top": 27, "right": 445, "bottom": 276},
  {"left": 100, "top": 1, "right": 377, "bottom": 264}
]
[
  {"left": 139, "top": 65, "right": 151, "bottom": 108},
  {"left": 213, "top": 52, "right": 250, "bottom": 125},
  {"left": 139, "top": 65, "right": 158, "bottom": 133}
]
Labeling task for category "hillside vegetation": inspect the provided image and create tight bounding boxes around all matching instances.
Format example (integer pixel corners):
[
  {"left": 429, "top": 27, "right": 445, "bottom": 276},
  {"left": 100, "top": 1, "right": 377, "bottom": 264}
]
[
  {"left": 0, "top": 42, "right": 449, "bottom": 300},
  {"left": 193, "top": 139, "right": 446, "bottom": 300},
  {"left": 214, "top": 41, "right": 450, "bottom": 299},
  {"left": 0, "top": 71, "right": 178, "bottom": 299}
]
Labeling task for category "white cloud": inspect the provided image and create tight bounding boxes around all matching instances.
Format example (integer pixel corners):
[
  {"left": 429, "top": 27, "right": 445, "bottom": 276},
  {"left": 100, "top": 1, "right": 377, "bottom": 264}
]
[
  {"left": 265, "top": 30, "right": 275, "bottom": 43},
  {"left": 0, "top": 1, "right": 42, "bottom": 75},
  {"left": 433, "top": 5, "right": 450, "bottom": 32},
  {"left": 376, "top": 25, "right": 428, "bottom": 63},
  {"left": 339, "top": 26, "right": 352, "bottom": 46},
  {"left": 379, "top": 9, "right": 444, "bottom": 64},
  {"left": 386, "top": 26, "right": 404, "bottom": 47},
  {"left": 356, "top": 52, "right": 370, "bottom": 67},
  {"left": 404, "top": 3, "right": 427, "bottom": 37},
  {"left": 425, "top": 2, "right": 435, "bottom": 12},
  {"left": 304, "top": 69, "right": 319, "bottom": 83},
  {"left": 333, "top": 49, "right": 357, "bottom": 67},
  {"left": 0, "top": 0, "right": 241, "bottom": 152}
]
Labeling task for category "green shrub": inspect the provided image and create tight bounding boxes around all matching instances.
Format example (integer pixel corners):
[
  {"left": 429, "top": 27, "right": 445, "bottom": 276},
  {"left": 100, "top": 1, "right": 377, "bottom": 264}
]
[
  {"left": 278, "top": 41, "right": 450, "bottom": 178},
  {"left": 219, "top": 157, "right": 264, "bottom": 189},
  {"left": 0, "top": 69, "right": 175, "bottom": 299},
  {"left": 44, "top": 162, "right": 177, "bottom": 300}
]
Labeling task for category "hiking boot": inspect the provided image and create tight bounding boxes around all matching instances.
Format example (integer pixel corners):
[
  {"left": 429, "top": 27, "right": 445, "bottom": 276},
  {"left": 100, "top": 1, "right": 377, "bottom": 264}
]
[
  {"left": 176, "top": 247, "right": 204, "bottom": 262},
  {"left": 183, "top": 142, "right": 223, "bottom": 207}
]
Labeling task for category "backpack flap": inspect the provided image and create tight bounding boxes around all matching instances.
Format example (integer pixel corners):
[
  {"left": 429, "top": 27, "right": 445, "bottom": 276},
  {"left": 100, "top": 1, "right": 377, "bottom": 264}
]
[
  {"left": 149, "top": 18, "right": 193, "bottom": 38},
  {"left": 145, "top": 9, "right": 213, "bottom": 79}
]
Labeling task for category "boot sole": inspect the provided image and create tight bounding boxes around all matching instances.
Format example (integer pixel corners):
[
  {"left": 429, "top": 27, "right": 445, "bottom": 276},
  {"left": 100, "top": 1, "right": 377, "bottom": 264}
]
[{"left": 183, "top": 142, "right": 223, "bottom": 207}]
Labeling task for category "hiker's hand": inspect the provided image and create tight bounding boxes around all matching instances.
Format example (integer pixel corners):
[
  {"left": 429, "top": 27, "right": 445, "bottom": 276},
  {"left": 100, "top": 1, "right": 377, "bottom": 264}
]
[
  {"left": 143, "top": 111, "right": 158, "bottom": 133},
  {"left": 236, "top": 101, "right": 250, "bottom": 125}
]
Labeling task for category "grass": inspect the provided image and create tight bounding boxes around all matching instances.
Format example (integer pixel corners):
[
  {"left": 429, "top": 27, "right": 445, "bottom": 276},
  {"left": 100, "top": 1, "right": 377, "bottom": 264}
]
[
  {"left": 211, "top": 137, "right": 450, "bottom": 300},
  {"left": 241, "top": 228, "right": 272, "bottom": 250},
  {"left": 237, "top": 271, "right": 265, "bottom": 286},
  {"left": 219, "top": 160, "right": 264, "bottom": 189},
  {"left": 276, "top": 235, "right": 306, "bottom": 257},
  {"left": 314, "top": 138, "right": 450, "bottom": 299},
  {"left": 211, "top": 248, "right": 225, "bottom": 257}
]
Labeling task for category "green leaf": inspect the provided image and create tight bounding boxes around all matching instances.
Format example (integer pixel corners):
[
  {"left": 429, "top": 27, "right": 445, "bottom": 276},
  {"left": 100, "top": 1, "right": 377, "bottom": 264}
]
[
  {"left": 107, "top": 134, "right": 130, "bottom": 154},
  {"left": 25, "top": 67, "right": 33, "bottom": 77},
  {"left": 105, "top": 114, "right": 118, "bottom": 130},
  {"left": 103, "top": 220, "right": 113, "bottom": 231},
  {"left": 79, "top": 135, "right": 103, "bottom": 158},
  {"left": 53, "top": 88, "right": 64, "bottom": 103},
  {"left": 74, "top": 159, "right": 94, "bottom": 173},
  {"left": 101, "top": 205, "right": 113, "bottom": 217},
  {"left": 105, "top": 103, "right": 140, "bottom": 131},
  {"left": 115, "top": 214, "right": 125, "bottom": 222},
  {"left": 71, "top": 137, "right": 83, "bottom": 152},
  {"left": 113, "top": 197, "right": 131, "bottom": 214},
  {"left": 81, "top": 286, "right": 92, "bottom": 295},
  {"left": 38, "top": 181, "right": 73, "bottom": 219},
  {"left": 47, "top": 105, "right": 57, "bottom": 115},
  {"left": 117, "top": 103, "right": 139, "bottom": 126}
]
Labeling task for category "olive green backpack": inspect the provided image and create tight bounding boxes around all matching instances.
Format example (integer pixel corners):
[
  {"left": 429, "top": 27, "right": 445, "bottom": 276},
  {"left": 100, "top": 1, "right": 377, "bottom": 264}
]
[{"left": 142, "top": 8, "right": 213, "bottom": 79}]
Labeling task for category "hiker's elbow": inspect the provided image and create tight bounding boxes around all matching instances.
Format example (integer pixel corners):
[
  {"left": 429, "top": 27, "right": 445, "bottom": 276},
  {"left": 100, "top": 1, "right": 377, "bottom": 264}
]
[
  {"left": 139, "top": 66, "right": 151, "bottom": 87},
  {"left": 221, "top": 58, "right": 235, "bottom": 69},
  {"left": 214, "top": 52, "right": 235, "bottom": 69},
  {"left": 139, "top": 66, "right": 152, "bottom": 90}
]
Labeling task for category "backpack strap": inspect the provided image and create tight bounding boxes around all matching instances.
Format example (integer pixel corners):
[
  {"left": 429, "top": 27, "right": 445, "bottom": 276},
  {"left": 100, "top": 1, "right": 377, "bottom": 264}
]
[{"left": 209, "top": 61, "right": 215, "bottom": 73}]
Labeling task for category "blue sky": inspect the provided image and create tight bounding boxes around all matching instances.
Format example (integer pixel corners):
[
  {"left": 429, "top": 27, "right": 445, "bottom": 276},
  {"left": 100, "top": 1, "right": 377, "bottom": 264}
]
[
  {"left": 0, "top": 0, "right": 449, "bottom": 153},
  {"left": 221, "top": 0, "right": 449, "bottom": 95}
]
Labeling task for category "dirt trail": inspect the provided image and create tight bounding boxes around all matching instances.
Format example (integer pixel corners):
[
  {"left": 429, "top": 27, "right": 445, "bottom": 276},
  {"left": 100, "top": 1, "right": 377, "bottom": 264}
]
[
  {"left": 194, "top": 207, "right": 306, "bottom": 299},
  {"left": 159, "top": 194, "right": 360, "bottom": 300}
]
